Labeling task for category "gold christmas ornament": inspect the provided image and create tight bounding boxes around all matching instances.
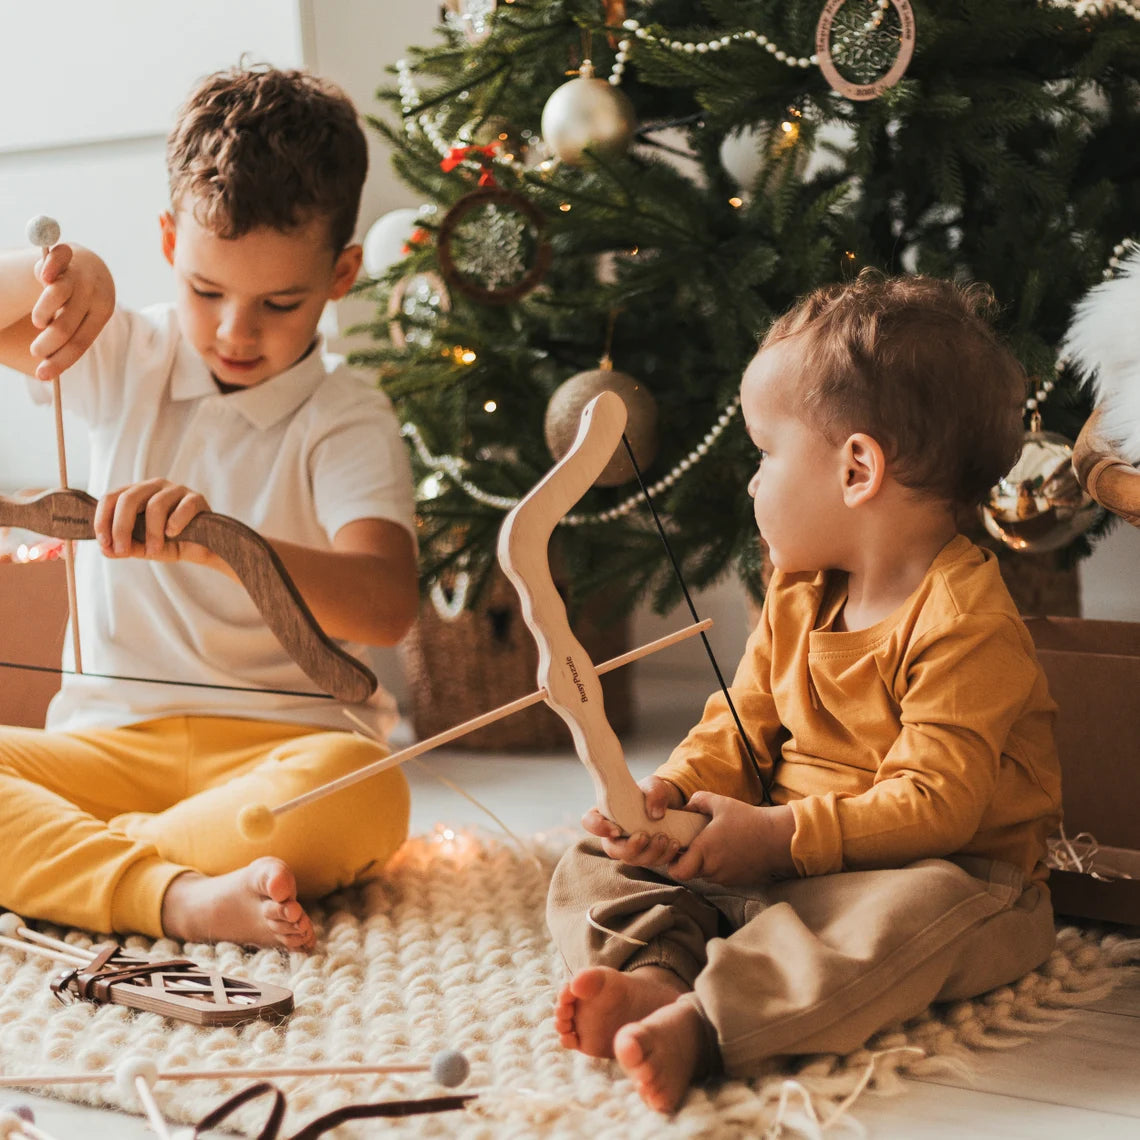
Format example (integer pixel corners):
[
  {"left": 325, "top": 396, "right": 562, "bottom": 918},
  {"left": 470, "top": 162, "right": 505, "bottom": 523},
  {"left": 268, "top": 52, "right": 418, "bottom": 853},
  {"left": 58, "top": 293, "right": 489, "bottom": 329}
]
[
  {"left": 540, "top": 60, "right": 637, "bottom": 166},
  {"left": 545, "top": 367, "right": 658, "bottom": 486},
  {"left": 980, "top": 427, "right": 1101, "bottom": 553}
]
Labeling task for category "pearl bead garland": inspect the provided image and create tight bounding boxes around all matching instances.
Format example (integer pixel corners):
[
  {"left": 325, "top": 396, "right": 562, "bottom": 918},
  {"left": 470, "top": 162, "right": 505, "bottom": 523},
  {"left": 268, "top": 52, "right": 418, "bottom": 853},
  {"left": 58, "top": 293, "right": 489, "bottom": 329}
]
[
  {"left": 620, "top": 18, "right": 817, "bottom": 71},
  {"left": 1056, "top": 0, "right": 1140, "bottom": 22},
  {"left": 1041, "top": 238, "right": 1136, "bottom": 414},
  {"left": 402, "top": 396, "right": 741, "bottom": 524}
]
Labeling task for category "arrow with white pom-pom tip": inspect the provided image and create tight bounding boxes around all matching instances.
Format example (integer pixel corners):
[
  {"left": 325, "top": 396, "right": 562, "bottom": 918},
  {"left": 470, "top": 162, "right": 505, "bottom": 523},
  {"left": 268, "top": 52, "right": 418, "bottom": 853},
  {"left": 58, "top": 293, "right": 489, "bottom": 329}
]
[
  {"left": 24, "top": 215, "right": 83, "bottom": 675},
  {"left": 0, "top": 1103, "right": 63, "bottom": 1140}
]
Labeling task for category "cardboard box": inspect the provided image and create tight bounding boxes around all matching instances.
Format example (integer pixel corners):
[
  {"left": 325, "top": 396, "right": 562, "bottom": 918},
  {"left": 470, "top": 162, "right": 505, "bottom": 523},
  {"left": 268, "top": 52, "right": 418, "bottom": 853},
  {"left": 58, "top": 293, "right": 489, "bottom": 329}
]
[
  {"left": 1025, "top": 617, "right": 1140, "bottom": 925},
  {"left": 0, "top": 558, "right": 66, "bottom": 728}
]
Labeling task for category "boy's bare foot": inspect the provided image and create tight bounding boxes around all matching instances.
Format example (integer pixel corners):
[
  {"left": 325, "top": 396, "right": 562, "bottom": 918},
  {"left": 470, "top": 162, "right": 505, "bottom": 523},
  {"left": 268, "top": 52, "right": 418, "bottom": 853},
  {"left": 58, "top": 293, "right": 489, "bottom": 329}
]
[
  {"left": 553, "top": 965, "right": 688, "bottom": 1058},
  {"left": 613, "top": 999, "right": 707, "bottom": 1114},
  {"left": 160, "top": 857, "right": 315, "bottom": 951}
]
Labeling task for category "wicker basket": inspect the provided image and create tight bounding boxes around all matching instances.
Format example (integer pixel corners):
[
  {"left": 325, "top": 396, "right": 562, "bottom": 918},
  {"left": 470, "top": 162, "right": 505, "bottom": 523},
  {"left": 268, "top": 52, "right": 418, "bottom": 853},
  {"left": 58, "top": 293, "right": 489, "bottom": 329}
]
[{"left": 400, "top": 567, "right": 632, "bottom": 751}]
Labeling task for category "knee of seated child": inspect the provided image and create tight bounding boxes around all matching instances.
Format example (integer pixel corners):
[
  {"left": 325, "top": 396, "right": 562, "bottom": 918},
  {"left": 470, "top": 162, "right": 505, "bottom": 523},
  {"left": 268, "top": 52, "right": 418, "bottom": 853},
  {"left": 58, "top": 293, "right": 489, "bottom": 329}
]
[{"left": 271, "top": 732, "right": 411, "bottom": 896}]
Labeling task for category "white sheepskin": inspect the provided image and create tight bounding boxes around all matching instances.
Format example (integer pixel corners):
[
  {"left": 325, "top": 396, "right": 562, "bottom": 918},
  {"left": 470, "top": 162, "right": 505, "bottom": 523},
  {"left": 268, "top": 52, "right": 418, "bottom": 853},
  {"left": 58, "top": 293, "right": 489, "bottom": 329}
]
[{"left": 1062, "top": 245, "right": 1140, "bottom": 464}]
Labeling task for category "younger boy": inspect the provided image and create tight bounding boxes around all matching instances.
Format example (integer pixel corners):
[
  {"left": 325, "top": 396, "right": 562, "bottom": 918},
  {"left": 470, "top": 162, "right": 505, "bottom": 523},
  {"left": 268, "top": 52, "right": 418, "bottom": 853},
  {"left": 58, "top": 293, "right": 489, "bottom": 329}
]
[
  {"left": 548, "top": 272, "right": 1063, "bottom": 1111},
  {"left": 0, "top": 66, "right": 418, "bottom": 952}
]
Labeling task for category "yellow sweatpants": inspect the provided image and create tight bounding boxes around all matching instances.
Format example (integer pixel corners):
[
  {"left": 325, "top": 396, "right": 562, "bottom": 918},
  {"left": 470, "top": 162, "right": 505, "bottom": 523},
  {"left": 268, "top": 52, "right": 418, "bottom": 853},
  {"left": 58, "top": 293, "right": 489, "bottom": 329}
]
[{"left": 0, "top": 716, "right": 409, "bottom": 938}]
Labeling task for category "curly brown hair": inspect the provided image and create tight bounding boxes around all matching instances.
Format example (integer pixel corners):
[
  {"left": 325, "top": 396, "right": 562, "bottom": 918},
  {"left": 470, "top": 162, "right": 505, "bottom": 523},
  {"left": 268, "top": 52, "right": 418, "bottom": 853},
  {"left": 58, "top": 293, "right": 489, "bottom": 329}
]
[
  {"left": 762, "top": 271, "right": 1027, "bottom": 507},
  {"left": 166, "top": 64, "right": 368, "bottom": 250}
]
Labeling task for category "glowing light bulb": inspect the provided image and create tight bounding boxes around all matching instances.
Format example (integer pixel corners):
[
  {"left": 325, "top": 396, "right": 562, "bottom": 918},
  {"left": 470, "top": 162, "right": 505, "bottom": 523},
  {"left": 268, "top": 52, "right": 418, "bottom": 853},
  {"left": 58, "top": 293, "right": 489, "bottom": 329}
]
[
  {"left": 729, "top": 196, "right": 744, "bottom": 208},
  {"left": 483, "top": 399, "right": 498, "bottom": 413}
]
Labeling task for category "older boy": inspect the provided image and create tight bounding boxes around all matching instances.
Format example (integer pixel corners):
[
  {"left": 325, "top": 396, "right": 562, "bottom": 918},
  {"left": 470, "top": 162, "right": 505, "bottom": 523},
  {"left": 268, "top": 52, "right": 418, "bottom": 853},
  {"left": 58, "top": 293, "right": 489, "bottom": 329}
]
[
  {"left": 548, "top": 273, "right": 1063, "bottom": 1111},
  {"left": 0, "top": 66, "right": 418, "bottom": 951}
]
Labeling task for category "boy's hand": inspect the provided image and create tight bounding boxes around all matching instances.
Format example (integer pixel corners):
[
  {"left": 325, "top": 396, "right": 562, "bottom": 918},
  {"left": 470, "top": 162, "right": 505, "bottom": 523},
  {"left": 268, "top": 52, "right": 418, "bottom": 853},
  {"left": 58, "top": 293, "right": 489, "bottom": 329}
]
[
  {"left": 30, "top": 243, "right": 115, "bottom": 381},
  {"left": 582, "top": 776, "right": 689, "bottom": 866},
  {"left": 665, "top": 795, "right": 797, "bottom": 888},
  {"left": 95, "top": 479, "right": 213, "bottom": 565}
]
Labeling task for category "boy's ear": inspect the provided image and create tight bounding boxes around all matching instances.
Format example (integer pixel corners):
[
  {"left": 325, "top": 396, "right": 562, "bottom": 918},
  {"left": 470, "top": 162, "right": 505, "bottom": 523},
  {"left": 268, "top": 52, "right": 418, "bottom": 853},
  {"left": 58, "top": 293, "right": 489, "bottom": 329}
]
[
  {"left": 328, "top": 244, "right": 363, "bottom": 300},
  {"left": 159, "top": 212, "right": 177, "bottom": 266},
  {"left": 840, "top": 432, "right": 886, "bottom": 507}
]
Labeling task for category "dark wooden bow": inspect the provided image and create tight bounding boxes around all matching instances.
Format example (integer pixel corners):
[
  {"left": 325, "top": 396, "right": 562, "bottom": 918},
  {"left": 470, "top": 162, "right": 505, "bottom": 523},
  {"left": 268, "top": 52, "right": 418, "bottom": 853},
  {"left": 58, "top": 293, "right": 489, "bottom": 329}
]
[{"left": 0, "top": 488, "right": 377, "bottom": 703}]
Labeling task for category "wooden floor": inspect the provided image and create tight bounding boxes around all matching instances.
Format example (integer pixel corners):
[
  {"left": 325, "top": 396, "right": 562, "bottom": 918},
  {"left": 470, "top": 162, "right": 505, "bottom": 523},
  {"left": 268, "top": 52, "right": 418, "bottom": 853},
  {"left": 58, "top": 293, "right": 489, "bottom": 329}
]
[{"left": 12, "top": 673, "right": 1140, "bottom": 1138}]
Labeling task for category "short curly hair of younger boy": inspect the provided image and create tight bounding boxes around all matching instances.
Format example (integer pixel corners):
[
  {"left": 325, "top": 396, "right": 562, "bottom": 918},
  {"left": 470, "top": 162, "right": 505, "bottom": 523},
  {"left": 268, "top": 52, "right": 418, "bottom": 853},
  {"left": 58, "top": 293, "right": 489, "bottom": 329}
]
[
  {"left": 763, "top": 270, "right": 1026, "bottom": 507},
  {"left": 166, "top": 64, "right": 368, "bottom": 251}
]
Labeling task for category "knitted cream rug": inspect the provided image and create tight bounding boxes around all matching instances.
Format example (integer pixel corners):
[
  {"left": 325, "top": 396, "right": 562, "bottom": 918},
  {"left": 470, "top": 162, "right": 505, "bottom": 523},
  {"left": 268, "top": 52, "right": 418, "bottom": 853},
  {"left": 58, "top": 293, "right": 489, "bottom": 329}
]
[{"left": 0, "top": 829, "right": 1137, "bottom": 1139}]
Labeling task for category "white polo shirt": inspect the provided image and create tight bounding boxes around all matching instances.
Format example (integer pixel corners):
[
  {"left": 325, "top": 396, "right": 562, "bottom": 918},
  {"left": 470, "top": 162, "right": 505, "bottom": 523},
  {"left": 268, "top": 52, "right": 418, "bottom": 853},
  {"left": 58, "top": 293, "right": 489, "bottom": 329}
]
[{"left": 29, "top": 303, "right": 416, "bottom": 738}]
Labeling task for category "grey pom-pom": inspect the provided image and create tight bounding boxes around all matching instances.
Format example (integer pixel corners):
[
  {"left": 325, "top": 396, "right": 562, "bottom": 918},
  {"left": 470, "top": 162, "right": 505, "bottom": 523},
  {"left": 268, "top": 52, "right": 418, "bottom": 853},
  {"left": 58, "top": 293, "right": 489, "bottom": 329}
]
[
  {"left": 26, "top": 215, "right": 61, "bottom": 248},
  {"left": 430, "top": 1048, "right": 469, "bottom": 1088}
]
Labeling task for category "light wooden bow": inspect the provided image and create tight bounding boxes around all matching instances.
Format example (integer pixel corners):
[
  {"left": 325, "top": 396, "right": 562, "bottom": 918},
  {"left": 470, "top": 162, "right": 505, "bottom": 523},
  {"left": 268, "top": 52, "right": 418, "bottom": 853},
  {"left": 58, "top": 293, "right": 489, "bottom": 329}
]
[
  {"left": 0, "top": 488, "right": 377, "bottom": 704},
  {"left": 498, "top": 390, "right": 705, "bottom": 845},
  {"left": 1073, "top": 406, "right": 1140, "bottom": 527}
]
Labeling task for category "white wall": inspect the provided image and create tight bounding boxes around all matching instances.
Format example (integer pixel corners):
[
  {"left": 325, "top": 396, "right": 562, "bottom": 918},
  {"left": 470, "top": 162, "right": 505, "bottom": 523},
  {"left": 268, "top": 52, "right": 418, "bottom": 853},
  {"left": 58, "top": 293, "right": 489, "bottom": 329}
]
[{"left": 0, "top": 0, "right": 1136, "bottom": 708}]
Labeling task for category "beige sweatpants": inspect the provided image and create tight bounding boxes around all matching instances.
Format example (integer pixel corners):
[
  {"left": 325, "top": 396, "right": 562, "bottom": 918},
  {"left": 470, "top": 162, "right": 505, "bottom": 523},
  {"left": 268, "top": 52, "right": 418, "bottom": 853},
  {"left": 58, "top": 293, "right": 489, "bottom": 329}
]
[
  {"left": 0, "top": 716, "right": 409, "bottom": 938},
  {"left": 547, "top": 838, "right": 1056, "bottom": 1075}
]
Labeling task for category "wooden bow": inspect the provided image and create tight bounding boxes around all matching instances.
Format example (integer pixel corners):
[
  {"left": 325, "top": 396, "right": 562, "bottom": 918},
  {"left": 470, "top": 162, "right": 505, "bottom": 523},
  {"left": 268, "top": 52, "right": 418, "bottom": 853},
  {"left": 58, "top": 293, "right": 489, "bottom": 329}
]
[
  {"left": 1072, "top": 406, "right": 1140, "bottom": 527},
  {"left": 0, "top": 488, "right": 377, "bottom": 704},
  {"left": 497, "top": 391, "right": 705, "bottom": 845}
]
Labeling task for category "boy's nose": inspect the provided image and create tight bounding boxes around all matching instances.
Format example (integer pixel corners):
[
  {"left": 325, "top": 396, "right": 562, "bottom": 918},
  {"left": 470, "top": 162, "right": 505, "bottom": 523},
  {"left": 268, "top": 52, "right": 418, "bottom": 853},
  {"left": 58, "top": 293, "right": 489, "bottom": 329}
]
[{"left": 219, "top": 306, "right": 258, "bottom": 344}]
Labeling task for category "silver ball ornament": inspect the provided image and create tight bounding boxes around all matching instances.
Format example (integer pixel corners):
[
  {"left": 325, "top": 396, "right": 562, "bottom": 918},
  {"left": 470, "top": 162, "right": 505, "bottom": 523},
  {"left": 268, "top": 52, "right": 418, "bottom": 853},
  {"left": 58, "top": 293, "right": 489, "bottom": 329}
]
[
  {"left": 545, "top": 368, "right": 657, "bottom": 486},
  {"left": 26, "top": 215, "right": 60, "bottom": 248},
  {"left": 541, "top": 68, "right": 637, "bottom": 166},
  {"left": 719, "top": 126, "right": 768, "bottom": 190},
  {"left": 980, "top": 429, "right": 1101, "bottom": 553}
]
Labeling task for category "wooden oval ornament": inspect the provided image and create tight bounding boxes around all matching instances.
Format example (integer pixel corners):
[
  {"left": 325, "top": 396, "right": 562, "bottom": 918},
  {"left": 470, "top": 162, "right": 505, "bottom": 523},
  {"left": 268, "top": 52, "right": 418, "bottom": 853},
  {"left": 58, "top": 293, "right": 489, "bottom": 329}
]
[{"left": 815, "top": 0, "right": 916, "bottom": 102}]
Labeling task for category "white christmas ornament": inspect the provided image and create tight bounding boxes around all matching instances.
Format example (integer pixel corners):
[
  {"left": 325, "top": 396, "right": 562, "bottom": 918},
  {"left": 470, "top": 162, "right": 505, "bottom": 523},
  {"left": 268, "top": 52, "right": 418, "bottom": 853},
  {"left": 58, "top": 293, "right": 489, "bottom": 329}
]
[
  {"left": 362, "top": 207, "right": 422, "bottom": 277},
  {"left": 719, "top": 126, "right": 768, "bottom": 189},
  {"left": 1063, "top": 244, "right": 1140, "bottom": 464},
  {"left": 541, "top": 60, "right": 637, "bottom": 165}
]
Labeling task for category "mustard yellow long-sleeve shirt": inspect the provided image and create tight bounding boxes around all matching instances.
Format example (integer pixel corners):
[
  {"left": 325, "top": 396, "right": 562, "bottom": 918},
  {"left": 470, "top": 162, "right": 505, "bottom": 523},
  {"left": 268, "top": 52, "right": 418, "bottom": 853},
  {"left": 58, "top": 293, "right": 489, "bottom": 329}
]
[{"left": 657, "top": 535, "right": 1062, "bottom": 883}]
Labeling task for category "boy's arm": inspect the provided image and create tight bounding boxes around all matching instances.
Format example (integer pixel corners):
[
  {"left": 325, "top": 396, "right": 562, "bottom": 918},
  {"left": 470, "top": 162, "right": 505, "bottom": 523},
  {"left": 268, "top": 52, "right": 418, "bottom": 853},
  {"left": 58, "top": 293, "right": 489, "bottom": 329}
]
[
  {"left": 122, "top": 494, "right": 418, "bottom": 647},
  {"left": 789, "top": 615, "right": 1046, "bottom": 877},
  {"left": 266, "top": 518, "right": 418, "bottom": 647},
  {"left": 0, "top": 245, "right": 115, "bottom": 379}
]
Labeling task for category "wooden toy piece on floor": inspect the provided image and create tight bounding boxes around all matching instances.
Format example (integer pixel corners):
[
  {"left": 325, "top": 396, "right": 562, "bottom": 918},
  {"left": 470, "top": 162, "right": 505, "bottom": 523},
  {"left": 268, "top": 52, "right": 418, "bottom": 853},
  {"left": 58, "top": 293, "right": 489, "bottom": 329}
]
[{"left": 0, "top": 911, "right": 293, "bottom": 1027}]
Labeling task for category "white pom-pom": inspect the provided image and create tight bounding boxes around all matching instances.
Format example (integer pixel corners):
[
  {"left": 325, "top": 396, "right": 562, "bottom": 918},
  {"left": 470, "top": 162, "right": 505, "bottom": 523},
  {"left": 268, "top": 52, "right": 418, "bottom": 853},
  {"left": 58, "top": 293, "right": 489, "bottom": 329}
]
[
  {"left": 115, "top": 1055, "right": 159, "bottom": 1099},
  {"left": 0, "top": 1109, "right": 30, "bottom": 1138},
  {"left": 430, "top": 1049, "right": 469, "bottom": 1087},
  {"left": 1063, "top": 245, "right": 1140, "bottom": 464},
  {"left": 0, "top": 913, "right": 23, "bottom": 938},
  {"left": 25, "top": 215, "right": 60, "bottom": 249}
]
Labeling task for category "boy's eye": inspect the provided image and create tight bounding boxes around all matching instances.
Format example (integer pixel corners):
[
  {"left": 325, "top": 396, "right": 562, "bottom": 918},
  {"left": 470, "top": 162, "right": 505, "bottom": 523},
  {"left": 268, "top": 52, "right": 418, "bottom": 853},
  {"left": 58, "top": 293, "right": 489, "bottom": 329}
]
[
  {"left": 191, "top": 287, "right": 221, "bottom": 300},
  {"left": 265, "top": 300, "right": 303, "bottom": 313}
]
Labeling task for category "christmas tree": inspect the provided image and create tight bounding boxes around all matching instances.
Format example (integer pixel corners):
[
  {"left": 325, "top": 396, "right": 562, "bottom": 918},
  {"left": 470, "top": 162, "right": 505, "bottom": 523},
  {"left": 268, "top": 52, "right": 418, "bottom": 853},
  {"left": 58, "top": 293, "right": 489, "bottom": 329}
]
[{"left": 354, "top": 0, "right": 1140, "bottom": 617}]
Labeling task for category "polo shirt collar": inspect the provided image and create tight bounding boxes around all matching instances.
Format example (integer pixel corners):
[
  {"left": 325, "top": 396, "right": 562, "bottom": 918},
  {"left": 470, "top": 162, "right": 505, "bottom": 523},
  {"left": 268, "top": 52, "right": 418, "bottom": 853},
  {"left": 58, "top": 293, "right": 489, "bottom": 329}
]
[{"left": 170, "top": 336, "right": 328, "bottom": 429}]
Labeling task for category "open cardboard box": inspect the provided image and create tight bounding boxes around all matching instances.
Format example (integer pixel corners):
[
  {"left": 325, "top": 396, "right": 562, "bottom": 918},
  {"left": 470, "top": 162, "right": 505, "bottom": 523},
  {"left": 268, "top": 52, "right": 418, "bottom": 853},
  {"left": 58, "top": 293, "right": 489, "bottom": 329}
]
[
  {"left": 0, "top": 557, "right": 66, "bottom": 728},
  {"left": 1025, "top": 617, "right": 1140, "bottom": 926}
]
